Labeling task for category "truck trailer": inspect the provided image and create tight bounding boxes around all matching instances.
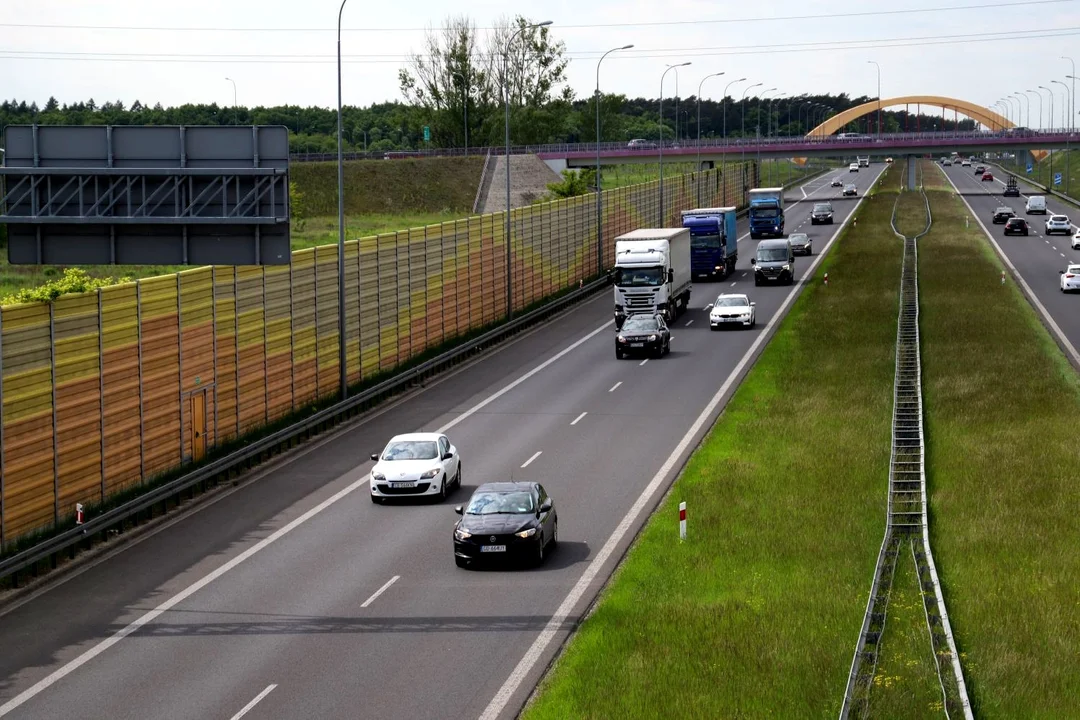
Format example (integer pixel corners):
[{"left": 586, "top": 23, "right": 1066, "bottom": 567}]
[
  {"left": 613, "top": 228, "right": 692, "bottom": 328},
  {"left": 748, "top": 187, "right": 785, "bottom": 239},
  {"left": 681, "top": 206, "right": 739, "bottom": 280}
]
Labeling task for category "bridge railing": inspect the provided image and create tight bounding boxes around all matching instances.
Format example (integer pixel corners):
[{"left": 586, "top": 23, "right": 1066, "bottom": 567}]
[{"left": 288, "top": 129, "right": 1080, "bottom": 162}]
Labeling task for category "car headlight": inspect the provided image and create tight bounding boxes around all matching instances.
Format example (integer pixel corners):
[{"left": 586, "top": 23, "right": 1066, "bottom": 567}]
[
  {"left": 515, "top": 528, "right": 537, "bottom": 538},
  {"left": 617, "top": 335, "right": 626, "bottom": 343},
  {"left": 371, "top": 471, "right": 385, "bottom": 482},
  {"left": 455, "top": 527, "right": 472, "bottom": 540},
  {"left": 648, "top": 334, "right": 657, "bottom": 341},
  {"left": 782, "top": 264, "right": 791, "bottom": 271},
  {"left": 419, "top": 467, "right": 441, "bottom": 479}
]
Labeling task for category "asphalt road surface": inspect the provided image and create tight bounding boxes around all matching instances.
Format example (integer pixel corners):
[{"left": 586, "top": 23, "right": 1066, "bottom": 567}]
[
  {"left": 0, "top": 164, "right": 887, "bottom": 720},
  {"left": 939, "top": 161, "right": 1080, "bottom": 364}
]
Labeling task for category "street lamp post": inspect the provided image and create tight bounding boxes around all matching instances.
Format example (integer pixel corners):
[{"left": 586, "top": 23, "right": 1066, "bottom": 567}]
[
  {"left": 739, "top": 82, "right": 763, "bottom": 171},
  {"left": 224, "top": 77, "right": 237, "bottom": 125},
  {"left": 756, "top": 88, "right": 777, "bottom": 180},
  {"left": 335, "top": 0, "right": 349, "bottom": 399},
  {"left": 1016, "top": 91, "right": 1031, "bottom": 128},
  {"left": 1055, "top": 79, "right": 1073, "bottom": 128},
  {"left": 721, "top": 77, "right": 746, "bottom": 144},
  {"left": 1064, "top": 57, "right": 1076, "bottom": 132},
  {"left": 666, "top": 65, "right": 682, "bottom": 143},
  {"left": 659, "top": 61, "right": 692, "bottom": 226},
  {"left": 1025, "top": 90, "right": 1042, "bottom": 129},
  {"left": 867, "top": 61, "right": 881, "bottom": 135},
  {"left": 504, "top": 20, "right": 553, "bottom": 320},
  {"left": 451, "top": 71, "right": 469, "bottom": 156},
  {"left": 695, "top": 71, "right": 725, "bottom": 204},
  {"left": 595, "top": 44, "right": 633, "bottom": 276}
]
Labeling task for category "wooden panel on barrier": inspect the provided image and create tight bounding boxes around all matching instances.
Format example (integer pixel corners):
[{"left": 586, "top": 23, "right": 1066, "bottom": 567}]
[
  {"left": 235, "top": 266, "right": 268, "bottom": 435},
  {"left": 212, "top": 267, "right": 240, "bottom": 446},
  {"left": 314, "top": 244, "right": 340, "bottom": 395},
  {"left": 100, "top": 283, "right": 141, "bottom": 494},
  {"left": 264, "top": 264, "right": 294, "bottom": 420},
  {"left": 137, "top": 275, "right": 182, "bottom": 478},
  {"left": 179, "top": 268, "right": 215, "bottom": 458},
  {"left": 289, "top": 249, "right": 318, "bottom": 408}
]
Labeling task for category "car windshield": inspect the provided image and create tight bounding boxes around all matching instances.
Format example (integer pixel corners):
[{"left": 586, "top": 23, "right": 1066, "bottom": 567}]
[
  {"left": 1069, "top": 266, "right": 1080, "bottom": 273},
  {"left": 713, "top": 296, "right": 748, "bottom": 307},
  {"left": 466, "top": 491, "right": 535, "bottom": 515},
  {"left": 814, "top": 204, "right": 831, "bottom": 212},
  {"left": 757, "top": 247, "right": 789, "bottom": 262},
  {"left": 1051, "top": 216, "right": 1068, "bottom": 222},
  {"left": 752, "top": 208, "right": 779, "bottom": 218},
  {"left": 381, "top": 440, "right": 439, "bottom": 460},
  {"left": 690, "top": 231, "right": 721, "bottom": 249},
  {"left": 614, "top": 266, "right": 664, "bottom": 287},
  {"left": 1007, "top": 219, "right": 1025, "bottom": 225},
  {"left": 790, "top": 234, "right": 808, "bottom": 241},
  {"left": 622, "top": 316, "right": 660, "bottom": 332}
]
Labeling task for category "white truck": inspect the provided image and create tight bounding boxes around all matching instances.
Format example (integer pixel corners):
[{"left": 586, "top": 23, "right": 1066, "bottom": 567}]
[
  {"left": 858, "top": 156, "right": 870, "bottom": 167},
  {"left": 613, "top": 228, "right": 692, "bottom": 329}
]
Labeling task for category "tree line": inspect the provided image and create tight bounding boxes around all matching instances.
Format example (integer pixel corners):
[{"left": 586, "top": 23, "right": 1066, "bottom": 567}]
[{"left": 1, "top": 14, "right": 977, "bottom": 155}]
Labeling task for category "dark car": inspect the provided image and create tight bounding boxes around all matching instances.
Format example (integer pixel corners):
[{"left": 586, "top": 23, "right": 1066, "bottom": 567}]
[
  {"left": 992, "top": 206, "right": 1015, "bottom": 224},
  {"left": 811, "top": 202, "right": 834, "bottom": 224},
  {"left": 453, "top": 482, "right": 557, "bottom": 568},
  {"left": 789, "top": 232, "right": 813, "bottom": 256},
  {"left": 1004, "top": 217, "right": 1030, "bottom": 235},
  {"left": 843, "top": 183, "right": 858, "bottom": 197},
  {"left": 975, "top": 165, "right": 986, "bottom": 175},
  {"left": 615, "top": 313, "right": 671, "bottom": 359},
  {"left": 751, "top": 238, "right": 795, "bottom": 286},
  {"left": 1003, "top": 177, "right": 1020, "bottom": 197}
]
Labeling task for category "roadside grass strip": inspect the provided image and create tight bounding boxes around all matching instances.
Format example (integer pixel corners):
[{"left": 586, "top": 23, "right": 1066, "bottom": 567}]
[
  {"left": 521, "top": 167, "right": 903, "bottom": 718},
  {"left": 919, "top": 171, "right": 1080, "bottom": 716}
]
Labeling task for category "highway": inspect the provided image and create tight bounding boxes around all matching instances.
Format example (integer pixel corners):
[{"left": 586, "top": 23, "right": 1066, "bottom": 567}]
[
  {"left": 0, "top": 164, "right": 886, "bottom": 720},
  {"left": 939, "top": 162, "right": 1080, "bottom": 364}
]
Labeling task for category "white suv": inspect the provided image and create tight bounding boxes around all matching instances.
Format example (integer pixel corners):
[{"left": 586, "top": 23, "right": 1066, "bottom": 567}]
[
  {"left": 849, "top": 162, "right": 859, "bottom": 172},
  {"left": 1060, "top": 264, "right": 1080, "bottom": 293},
  {"left": 1071, "top": 229, "right": 1080, "bottom": 250},
  {"left": 1045, "top": 215, "right": 1071, "bottom": 235}
]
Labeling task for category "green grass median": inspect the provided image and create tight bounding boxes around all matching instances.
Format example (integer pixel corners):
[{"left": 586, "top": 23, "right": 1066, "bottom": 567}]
[
  {"left": 522, "top": 166, "right": 903, "bottom": 719},
  {"left": 919, "top": 165, "right": 1080, "bottom": 716}
]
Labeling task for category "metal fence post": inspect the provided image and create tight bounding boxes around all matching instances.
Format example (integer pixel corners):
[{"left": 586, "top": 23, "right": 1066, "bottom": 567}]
[
  {"left": 354, "top": 236, "right": 361, "bottom": 383},
  {"left": 97, "top": 289, "right": 106, "bottom": 502},
  {"left": 262, "top": 267, "right": 269, "bottom": 424},
  {"left": 0, "top": 305, "right": 5, "bottom": 551},
  {"left": 289, "top": 261, "right": 297, "bottom": 409},
  {"left": 49, "top": 301, "right": 59, "bottom": 526},
  {"left": 234, "top": 270, "right": 241, "bottom": 434},
  {"left": 136, "top": 280, "right": 145, "bottom": 483},
  {"left": 211, "top": 267, "right": 219, "bottom": 449},
  {"left": 312, "top": 254, "right": 319, "bottom": 399},
  {"left": 177, "top": 273, "right": 185, "bottom": 464}
]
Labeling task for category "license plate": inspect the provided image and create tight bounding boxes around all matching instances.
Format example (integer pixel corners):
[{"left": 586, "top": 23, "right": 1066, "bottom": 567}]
[
  {"left": 389, "top": 481, "right": 416, "bottom": 488},
  {"left": 481, "top": 545, "right": 506, "bottom": 553},
  {"left": 630, "top": 342, "right": 644, "bottom": 347}
]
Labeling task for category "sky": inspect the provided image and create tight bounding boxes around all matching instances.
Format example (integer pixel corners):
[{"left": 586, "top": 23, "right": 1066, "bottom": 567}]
[{"left": 3, "top": 0, "right": 1079, "bottom": 129}]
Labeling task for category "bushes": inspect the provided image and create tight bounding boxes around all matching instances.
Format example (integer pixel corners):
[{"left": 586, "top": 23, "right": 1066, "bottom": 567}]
[{"left": 1, "top": 268, "right": 133, "bottom": 306}]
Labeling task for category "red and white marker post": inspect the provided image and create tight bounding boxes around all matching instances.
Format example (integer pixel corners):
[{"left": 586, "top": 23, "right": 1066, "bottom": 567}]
[
  {"left": 824, "top": 272, "right": 829, "bottom": 286},
  {"left": 678, "top": 501, "right": 686, "bottom": 541},
  {"left": 75, "top": 503, "right": 85, "bottom": 525}
]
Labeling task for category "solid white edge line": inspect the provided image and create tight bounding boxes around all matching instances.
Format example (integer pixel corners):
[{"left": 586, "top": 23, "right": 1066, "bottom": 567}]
[
  {"left": 476, "top": 164, "right": 887, "bottom": 720},
  {"left": 229, "top": 684, "right": 278, "bottom": 720},
  {"left": 940, "top": 169, "right": 1080, "bottom": 368},
  {"left": 569, "top": 412, "right": 587, "bottom": 426},
  {"left": 0, "top": 318, "right": 617, "bottom": 717},
  {"left": 360, "top": 575, "right": 401, "bottom": 609},
  {"left": 521, "top": 451, "right": 542, "bottom": 469}
]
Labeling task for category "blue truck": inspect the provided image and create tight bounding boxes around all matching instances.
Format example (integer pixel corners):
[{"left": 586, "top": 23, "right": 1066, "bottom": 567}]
[
  {"left": 748, "top": 187, "right": 785, "bottom": 239},
  {"left": 680, "top": 206, "right": 739, "bottom": 280}
]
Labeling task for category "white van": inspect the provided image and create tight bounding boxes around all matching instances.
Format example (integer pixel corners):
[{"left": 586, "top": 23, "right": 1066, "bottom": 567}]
[{"left": 1025, "top": 196, "right": 1047, "bottom": 214}]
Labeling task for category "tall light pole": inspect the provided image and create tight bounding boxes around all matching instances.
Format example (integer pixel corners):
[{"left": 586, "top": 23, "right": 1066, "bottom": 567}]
[
  {"left": 1055, "top": 79, "right": 1073, "bottom": 128},
  {"left": 1064, "top": 57, "right": 1076, "bottom": 132},
  {"left": 659, "top": 61, "right": 692, "bottom": 226},
  {"left": 504, "top": 20, "right": 552, "bottom": 320},
  {"left": 739, "top": 82, "right": 763, "bottom": 170},
  {"left": 721, "top": 77, "right": 746, "bottom": 144},
  {"left": 766, "top": 92, "right": 786, "bottom": 138},
  {"left": 695, "top": 71, "right": 725, "bottom": 202},
  {"left": 867, "top": 61, "right": 881, "bottom": 135},
  {"left": 224, "top": 77, "right": 237, "bottom": 109},
  {"left": 666, "top": 64, "right": 683, "bottom": 143},
  {"left": 1038, "top": 87, "right": 1053, "bottom": 131},
  {"left": 335, "top": 0, "right": 349, "bottom": 399},
  {"left": 1025, "top": 90, "right": 1042, "bottom": 129},
  {"left": 595, "top": 44, "right": 633, "bottom": 275},
  {"left": 1015, "top": 91, "right": 1031, "bottom": 128}
]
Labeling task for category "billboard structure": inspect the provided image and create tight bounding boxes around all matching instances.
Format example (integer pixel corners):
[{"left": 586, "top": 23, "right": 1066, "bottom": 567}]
[{"left": 0, "top": 125, "right": 290, "bottom": 266}]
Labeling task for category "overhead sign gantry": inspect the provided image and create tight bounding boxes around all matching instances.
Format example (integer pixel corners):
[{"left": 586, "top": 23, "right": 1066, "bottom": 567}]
[{"left": 0, "top": 124, "right": 291, "bottom": 266}]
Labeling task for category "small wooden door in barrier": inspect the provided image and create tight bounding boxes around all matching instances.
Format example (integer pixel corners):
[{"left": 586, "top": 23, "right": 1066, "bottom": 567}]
[{"left": 191, "top": 391, "right": 207, "bottom": 462}]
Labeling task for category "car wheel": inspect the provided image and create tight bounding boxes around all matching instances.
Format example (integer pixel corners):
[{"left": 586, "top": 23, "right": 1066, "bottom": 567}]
[
  {"left": 551, "top": 519, "right": 558, "bottom": 548},
  {"left": 437, "top": 475, "right": 447, "bottom": 502},
  {"left": 535, "top": 534, "right": 546, "bottom": 566},
  {"left": 455, "top": 464, "right": 462, "bottom": 489},
  {"left": 807, "top": 247, "right": 813, "bottom": 256}
]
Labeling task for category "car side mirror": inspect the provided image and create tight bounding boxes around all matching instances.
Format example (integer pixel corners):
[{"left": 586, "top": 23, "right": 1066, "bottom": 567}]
[
  {"left": 442, "top": 451, "right": 453, "bottom": 460},
  {"left": 1059, "top": 270, "right": 1065, "bottom": 274},
  {"left": 539, "top": 499, "right": 553, "bottom": 513},
  {"left": 750, "top": 301, "right": 756, "bottom": 306},
  {"left": 454, "top": 505, "right": 464, "bottom": 515},
  {"left": 370, "top": 453, "right": 379, "bottom": 462},
  {"left": 668, "top": 269, "right": 674, "bottom": 283},
  {"left": 750, "top": 258, "right": 756, "bottom": 265}
]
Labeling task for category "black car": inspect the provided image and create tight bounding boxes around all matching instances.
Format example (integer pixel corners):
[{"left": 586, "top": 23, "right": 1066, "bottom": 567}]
[
  {"left": 1004, "top": 217, "right": 1030, "bottom": 235},
  {"left": 453, "top": 482, "right": 557, "bottom": 568},
  {"left": 616, "top": 313, "right": 671, "bottom": 359},
  {"left": 992, "top": 206, "right": 1015, "bottom": 224},
  {"left": 811, "top": 202, "right": 834, "bottom": 225}
]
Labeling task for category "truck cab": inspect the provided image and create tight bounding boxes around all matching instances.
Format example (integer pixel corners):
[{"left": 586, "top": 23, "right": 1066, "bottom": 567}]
[
  {"left": 748, "top": 188, "right": 785, "bottom": 240},
  {"left": 612, "top": 228, "right": 693, "bottom": 328},
  {"left": 750, "top": 238, "right": 795, "bottom": 286},
  {"left": 857, "top": 156, "right": 870, "bottom": 167},
  {"left": 681, "top": 206, "right": 738, "bottom": 280}
]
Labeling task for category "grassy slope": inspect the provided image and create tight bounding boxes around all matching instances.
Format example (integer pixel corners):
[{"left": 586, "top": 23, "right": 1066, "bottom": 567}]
[
  {"left": 920, "top": 163, "right": 1080, "bottom": 716},
  {"left": 522, "top": 166, "right": 902, "bottom": 719}
]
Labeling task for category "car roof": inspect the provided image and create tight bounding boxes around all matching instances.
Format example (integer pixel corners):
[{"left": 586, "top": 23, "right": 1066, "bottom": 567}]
[
  {"left": 789, "top": 232, "right": 809, "bottom": 237},
  {"left": 474, "top": 482, "right": 536, "bottom": 493},
  {"left": 386, "top": 432, "right": 443, "bottom": 442},
  {"left": 757, "top": 239, "right": 789, "bottom": 247},
  {"left": 995, "top": 206, "right": 1012, "bottom": 211},
  {"left": 1050, "top": 215, "right": 1069, "bottom": 220},
  {"left": 715, "top": 293, "right": 749, "bottom": 301}
]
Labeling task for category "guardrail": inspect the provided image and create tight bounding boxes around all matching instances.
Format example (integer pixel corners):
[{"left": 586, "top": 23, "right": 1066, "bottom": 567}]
[{"left": 0, "top": 274, "right": 611, "bottom": 588}]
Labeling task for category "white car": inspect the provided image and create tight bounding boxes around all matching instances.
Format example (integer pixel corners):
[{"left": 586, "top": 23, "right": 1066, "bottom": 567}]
[
  {"left": 709, "top": 293, "right": 756, "bottom": 329},
  {"left": 369, "top": 432, "right": 461, "bottom": 503},
  {"left": 849, "top": 163, "right": 859, "bottom": 172},
  {"left": 1060, "top": 264, "right": 1080, "bottom": 292},
  {"left": 961, "top": 159, "right": 971, "bottom": 166},
  {"left": 1045, "top": 215, "right": 1071, "bottom": 235},
  {"left": 1072, "top": 229, "right": 1080, "bottom": 250}
]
